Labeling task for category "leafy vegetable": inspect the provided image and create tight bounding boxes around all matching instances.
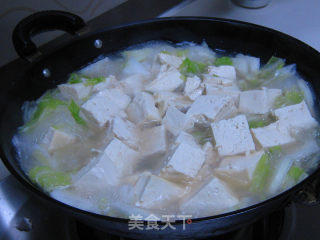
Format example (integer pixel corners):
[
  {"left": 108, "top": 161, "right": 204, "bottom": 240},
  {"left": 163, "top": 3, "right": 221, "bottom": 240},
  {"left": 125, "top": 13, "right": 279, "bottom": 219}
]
[
  {"left": 239, "top": 56, "right": 288, "bottom": 90},
  {"left": 288, "top": 166, "right": 305, "bottom": 182},
  {"left": 84, "top": 77, "right": 105, "bottom": 86},
  {"left": 160, "top": 49, "right": 188, "bottom": 57},
  {"left": 29, "top": 166, "right": 71, "bottom": 191},
  {"left": 274, "top": 90, "right": 304, "bottom": 108},
  {"left": 190, "top": 127, "right": 213, "bottom": 145},
  {"left": 179, "top": 58, "right": 206, "bottom": 76},
  {"left": 214, "top": 56, "right": 233, "bottom": 66},
  {"left": 268, "top": 145, "right": 282, "bottom": 155},
  {"left": 68, "top": 100, "right": 86, "bottom": 125},
  {"left": 68, "top": 73, "right": 83, "bottom": 84},
  {"left": 22, "top": 93, "right": 67, "bottom": 132},
  {"left": 250, "top": 153, "right": 271, "bottom": 193},
  {"left": 248, "top": 119, "right": 270, "bottom": 129}
]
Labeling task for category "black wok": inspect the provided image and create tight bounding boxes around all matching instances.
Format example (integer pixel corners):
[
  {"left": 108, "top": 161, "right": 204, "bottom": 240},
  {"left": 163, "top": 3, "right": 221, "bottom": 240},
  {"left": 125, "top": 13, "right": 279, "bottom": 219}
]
[{"left": 1, "top": 10, "right": 320, "bottom": 240}]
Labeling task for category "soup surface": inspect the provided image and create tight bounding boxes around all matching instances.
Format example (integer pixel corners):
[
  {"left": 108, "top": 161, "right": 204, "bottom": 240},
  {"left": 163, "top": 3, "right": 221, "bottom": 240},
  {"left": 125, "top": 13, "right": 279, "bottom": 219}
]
[{"left": 13, "top": 41, "right": 320, "bottom": 219}]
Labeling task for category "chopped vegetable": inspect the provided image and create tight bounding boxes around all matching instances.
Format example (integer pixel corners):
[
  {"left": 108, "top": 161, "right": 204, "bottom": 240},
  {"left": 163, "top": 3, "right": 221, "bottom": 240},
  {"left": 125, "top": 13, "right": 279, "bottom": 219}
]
[
  {"left": 84, "top": 77, "right": 105, "bottom": 86},
  {"left": 274, "top": 90, "right": 304, "bottom": 108},
  {"left": 239, "top": 56, "right": 288, "bottom": 90},
  {"left": 268, "top": 145, "right": 282, "bottom": 155},
  {"left": 68, "top": 100, "right": 86, "bottom": 125},
  {"left": 214, "top": 56, "right": 233, "bottom": 66},
  {"left": 22, "top": 94, "right": 67, "bottom": 132},
  {"left": 248, "top": 119, "right": 270, "bottom": 129},
  {"left": 179, "top": 58, "right": 206, "bottom": 76},
  {"left": 250, "top": 153, "right": 271, "bottom": 193},
  {"left": 190, "top": 127, "right": 213, "bottom": 145},
  {"left": 29, "top": 166, "right": 71, "bottom": 191},
  {"left": 288, "top": 166, "right": 305, "bottom": 182},
  {"left": 68, "top": 73, "right": 83, "bottom": 84}
]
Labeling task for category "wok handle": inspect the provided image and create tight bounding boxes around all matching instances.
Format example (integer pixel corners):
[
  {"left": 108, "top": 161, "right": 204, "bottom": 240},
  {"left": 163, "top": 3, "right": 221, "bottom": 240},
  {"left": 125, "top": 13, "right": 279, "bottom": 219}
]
[{"left": 12, "top": 10, "right": 86, "bottom": 62}]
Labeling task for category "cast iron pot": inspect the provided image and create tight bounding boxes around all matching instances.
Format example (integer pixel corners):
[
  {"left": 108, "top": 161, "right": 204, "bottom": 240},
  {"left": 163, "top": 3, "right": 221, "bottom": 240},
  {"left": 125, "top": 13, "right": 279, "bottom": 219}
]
[{"left": 1, "top": 11, "right": 320, "bottom": 240}]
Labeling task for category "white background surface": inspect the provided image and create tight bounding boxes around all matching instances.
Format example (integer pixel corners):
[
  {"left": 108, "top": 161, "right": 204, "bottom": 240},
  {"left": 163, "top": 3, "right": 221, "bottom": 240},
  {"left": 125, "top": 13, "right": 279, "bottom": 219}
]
[{"left": 163, "top": 0, "right": 320, "bottom": 51}]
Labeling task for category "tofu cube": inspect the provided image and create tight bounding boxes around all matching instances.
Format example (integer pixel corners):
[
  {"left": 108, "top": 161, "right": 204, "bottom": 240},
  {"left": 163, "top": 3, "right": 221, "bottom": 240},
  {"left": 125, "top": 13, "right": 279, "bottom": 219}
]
[
  {"left": 146, "top": 67, "right": 183, "bottom": 92},
  {"left": 58, "top": 83, "right": 91, "bottom": 101},
  {"left": 251, "top": 121, "right": 295, "bottom": 148},
  {"left": 165, "top": 142, "right": 205, "bottom": 178},
  {"left": 211, "top": 115, "right": 255, "bottom": 157},
  {"left": 273, "top": 101, "right": 318, "bottom": 131},
  {"left": 214, "top": 151, "right": 264, "bottom": 189},
  {"left": 43, "top": 127, "right": 76, "bottom": 153},
  {"left": 91, "top": 75, "right": 118, "bottom": 93},
  {"left": 99, "top": 138, "right": 140, "bottom": 185},
  {"left": 112, "top": 117, "right": 139, "bottom": 149},
  {"left": 103, "top": 88, "right": 131, "bottom": 110},
  {"left": 187, "top": 95, "right": 237, "bottom": 122},
  {"left": 162, "top": 106, "right": 193, "bottom": 136},
  {"left": 120, "top": 74, "right": 146, "bottom": 97},
  {"left": 154, "top": 91, "right": 192, "bottom": 116},
  {"left": 126, "top": 92, "right": 161, "bottom": 124},
  {"left": 133, "top": 173, "right": 184, "bottom": 209},
  {"left": 180, "top": 177, "right": 239, "bottom": 215},
  {"left": 174, "top": 131, "right": 198, "bottom": 148},
  {"left": 239, "top": 89, "right": 282, "bottom": 114},
  {"left": 81, "top": 90, "right": 126, "bottom": 128},
  {"left": 207, "top": 65, "right": 236, "bottom": 81},
  {"left": 158, "top": 52, "right": 184, "bottom": 68},
  {"left": 140, "top": 125, "right": 167, "bottom": 157},
  {"left": 184, "top": 76, "right": 203, "bottom": 100},
  {"left": 204, "top": 84, "right": 240, "bottom": 104}
]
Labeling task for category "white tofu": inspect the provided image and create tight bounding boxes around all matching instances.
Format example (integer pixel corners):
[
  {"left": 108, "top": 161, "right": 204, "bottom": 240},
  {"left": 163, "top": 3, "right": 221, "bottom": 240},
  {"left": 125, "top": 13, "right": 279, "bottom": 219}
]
[
  {"left": 251, "top": 121, "right": 295, "bottom": 148},
  {"left": 81, "top": 90, "right": 125, "bottom": 128},
  {"left": 184, "top": 76, "right": 201, "bottom": 93},
  {"left": 158, "top": 52, "right": 184, "bottom": 68},
  {"left": 43, "top": 127, "right": 76, "bottom": 153},
  {"left": 103, "top": 88, "right": 131, "bottom": 110},
  {"left": 180, "top": 177, "right": 239, "bottom": 215},
  {"left": 239, "top": 89, "right": 282, "bottom": 114},
  {"left": 146, "top": 67, "right": 183, "bottom": 92},
  {"left": 204, "top": 84, "right": 240, "bottom": 104},
  {"left": 207, "top": 65, "right": 236, "bottom": 81},
  {"left": 174, "top": 131, "right": 198, "bottom": 148},
  {"left": 126, "top": 92, "right": 161, "bottom": 124},
  {"left": 100, "top": 138, "right": 140, "bottom": 185},
  {"left": 214, "top": 151, "right": 264, "bottom": 188},
  {"left": 140, "top": 125, "right": 167, "bottom": 157},
  {"left": 184, "top": 76, "right": 204, "bottom": 101},
  {"left": 203, "top": 74, "right": 235, "bottom": 87},
  {"left": 273, "top": 101, "right": 318, "bottom": 131},
  {"left": 211, "top": 115, "right": 255, "bottom": 157},
  {"left": 112, "top": 117, "right": 139, "bottom": 149},
  {"left": 187, "top": 95, "right": 237, "bottom": 122},
  {"left": 154, "top": 91, "right": 192, "bottom": 116},
  {"left": 91, "top": 75, "right": 118, "bottom": 93},
  {"left": 58, "top": 83, "right": 91, "bottom": 101},
  {"left": 134, "top": 173, "right": 185, "bottom": 209},
  {"left": 120, "top": 74, "right": 146, "bottom": 97},
  {"left": 162, "top": 106, "right": 193, "bottom": 136},
  {"left": 166, "top": 142, "right": 206, "bottom": 178}
]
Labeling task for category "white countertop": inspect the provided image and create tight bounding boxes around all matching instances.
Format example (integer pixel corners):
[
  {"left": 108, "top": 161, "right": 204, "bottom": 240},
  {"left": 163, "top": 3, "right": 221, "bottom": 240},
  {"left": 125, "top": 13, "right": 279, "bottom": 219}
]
[{"left": 162, "top": 0, "right": 320, "bottom": 51}]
